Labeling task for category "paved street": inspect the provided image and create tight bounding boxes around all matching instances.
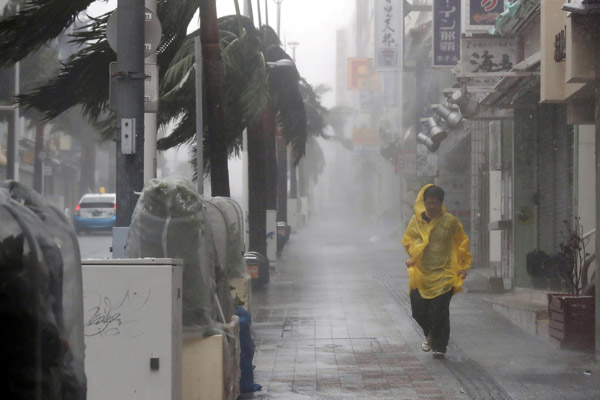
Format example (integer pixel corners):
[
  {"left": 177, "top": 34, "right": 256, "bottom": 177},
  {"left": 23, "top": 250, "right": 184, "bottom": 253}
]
[
  {"left": 78, "top": 232, "right": 112, "bottom": 259},
  {"left": 242, "top": 208, "right": 600, "bottom": 400}
]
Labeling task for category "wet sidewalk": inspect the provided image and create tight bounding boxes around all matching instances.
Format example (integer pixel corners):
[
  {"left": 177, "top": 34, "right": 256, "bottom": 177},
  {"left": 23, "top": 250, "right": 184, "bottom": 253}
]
[{"left": 241, "top": 210, "right": 600, "bottom": 400}]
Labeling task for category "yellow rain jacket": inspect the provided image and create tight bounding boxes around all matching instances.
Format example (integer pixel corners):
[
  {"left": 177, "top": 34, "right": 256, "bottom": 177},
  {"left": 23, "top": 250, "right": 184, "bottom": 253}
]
[{"left": 401, "top": 184, "right": 472, "bottom": 299}]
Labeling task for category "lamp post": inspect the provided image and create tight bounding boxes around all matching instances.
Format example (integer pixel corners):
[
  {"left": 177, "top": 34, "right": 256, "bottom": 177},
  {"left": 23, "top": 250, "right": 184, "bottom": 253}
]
[{"left": 273, "top": 0, "right": 284, "bottom": 38}]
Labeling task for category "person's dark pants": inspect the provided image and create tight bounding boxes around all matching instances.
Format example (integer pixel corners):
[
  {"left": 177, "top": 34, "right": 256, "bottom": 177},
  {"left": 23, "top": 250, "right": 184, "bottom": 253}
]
[{"left": 410, "top": 288, "right": 453, "bottom": 353}]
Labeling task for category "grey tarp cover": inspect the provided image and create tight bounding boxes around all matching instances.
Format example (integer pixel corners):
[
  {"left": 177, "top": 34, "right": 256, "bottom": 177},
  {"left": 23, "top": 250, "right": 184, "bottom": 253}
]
[
  {"left": 126, "top": 177, "right": 236, "bottom": 328},
  {"left": 0, "top": 181, "right": 86, "bottom": 400},
  {"left": 126, "top": 177, "right": 240, "bottom": 399},
  {"left": 207, "top": 197, "right": 248, "bottom": 279}
]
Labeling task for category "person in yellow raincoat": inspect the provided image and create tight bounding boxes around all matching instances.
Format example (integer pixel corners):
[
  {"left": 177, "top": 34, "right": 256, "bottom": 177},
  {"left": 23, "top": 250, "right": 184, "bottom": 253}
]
[{"left": 402, "top": 184, "right": 471, "bottom": 359}]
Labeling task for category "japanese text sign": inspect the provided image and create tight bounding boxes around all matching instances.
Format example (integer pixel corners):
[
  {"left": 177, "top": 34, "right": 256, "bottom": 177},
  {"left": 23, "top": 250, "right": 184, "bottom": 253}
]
[
  {"left": 374, "top": 0, "right": 403, "bottom": 71},
  {"left": 460, "top": 37, "right": 516, "bottom": 74},
  {"left": 433, "top": 0, "right": 461, "bottom": 67},
  {"left": 467, "top": 0, "right": 504, "bottom": 31}
]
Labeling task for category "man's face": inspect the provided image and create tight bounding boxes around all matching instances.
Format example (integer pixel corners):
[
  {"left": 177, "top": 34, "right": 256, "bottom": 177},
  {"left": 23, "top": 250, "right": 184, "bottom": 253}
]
[{"left": 424, "top": 197, "right": 443, "bottom": 219}]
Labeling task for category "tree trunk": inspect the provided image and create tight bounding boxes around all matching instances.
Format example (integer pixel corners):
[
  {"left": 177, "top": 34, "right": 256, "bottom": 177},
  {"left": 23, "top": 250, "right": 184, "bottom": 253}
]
[
  {"left": 265, "top": 108, "right": 277, "bottom": 211},
  {"left": 276, "top": 126, "right": 287, "bottom": 222},
  {"left": 200, "top": 0, "right": 230, "bottom": 197},
  {"left": 248, "top": 122, "right": 267, "bottom": 256}
]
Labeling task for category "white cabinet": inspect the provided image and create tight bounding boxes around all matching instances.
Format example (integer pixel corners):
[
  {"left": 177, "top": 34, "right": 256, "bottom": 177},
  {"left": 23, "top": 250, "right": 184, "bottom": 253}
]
[{"left": 82, "top": 258, "right": 183, "bottom": 400}]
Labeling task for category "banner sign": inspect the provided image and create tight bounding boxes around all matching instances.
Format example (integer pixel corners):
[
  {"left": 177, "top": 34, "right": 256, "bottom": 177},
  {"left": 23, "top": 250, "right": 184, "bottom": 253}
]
[
  {"left": 460, "top": 37, "right": 516, "bottom": 74},
  {"left": 347, "top": 58, "right": 380, "bottom": 91},
  {"left": 466, "top": 0, "right": 505, "bottom": 31},
  {"left": 374, "top": 0, "right": 403, "bottom": 71},
  {"left": 433, "top": 0, "right": 461, "bottom": 67}
]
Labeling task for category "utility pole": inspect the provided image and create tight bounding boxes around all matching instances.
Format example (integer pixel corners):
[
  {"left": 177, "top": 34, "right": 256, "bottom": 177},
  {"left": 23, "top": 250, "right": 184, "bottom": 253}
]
[
  {"left": 195, "top": 26, "right": 204, "bottom": 195},
  {"left": 115, "top": 0, "right": 145, "bottom": 227},
  {"left": 144, "top": 0, "right": 158, "bottom": 184}
]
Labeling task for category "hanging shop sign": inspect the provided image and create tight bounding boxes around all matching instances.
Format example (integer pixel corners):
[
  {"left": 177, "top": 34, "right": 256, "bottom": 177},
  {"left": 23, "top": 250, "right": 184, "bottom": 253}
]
[
  {"left": 374, "top": 0, "right": 403, "bottom": 71},
  {"left": 433, "top": 0, "right": 461, "bottom": 67},
  {"left": 460, "top": 37, "right": 516, "bottom": 74},
  {"left": 466, "top": 0, "right": 505, "bottom": 31},
  {"left": 347, "top": 58, "right": 380, "bottom": 91}
]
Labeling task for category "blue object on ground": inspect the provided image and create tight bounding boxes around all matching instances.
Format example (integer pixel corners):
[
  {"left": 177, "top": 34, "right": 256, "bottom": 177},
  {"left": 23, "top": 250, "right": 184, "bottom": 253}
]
[{"left": 236, "top": 306, "right": 262, "bottom": 393}]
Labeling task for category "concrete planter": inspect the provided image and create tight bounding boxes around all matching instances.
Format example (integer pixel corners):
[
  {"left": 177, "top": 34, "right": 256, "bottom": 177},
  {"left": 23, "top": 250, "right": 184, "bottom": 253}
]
[{"left": 547, "top": 293, "right": 595, "bottom": 350}]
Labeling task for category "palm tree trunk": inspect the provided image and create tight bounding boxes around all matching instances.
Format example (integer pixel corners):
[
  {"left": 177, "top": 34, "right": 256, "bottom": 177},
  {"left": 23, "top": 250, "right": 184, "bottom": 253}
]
[
  {"left": 200, "top": 0, "right": 230, "bottom": 197},
  {"left": 276, "top": 127, "right": 287, "bottom": 222},
  {"left": 265, "top": 108, "right": 277, "bottom": 211},
  {"left": 248, "top": 121, "right": 267, "bottom": 256}
]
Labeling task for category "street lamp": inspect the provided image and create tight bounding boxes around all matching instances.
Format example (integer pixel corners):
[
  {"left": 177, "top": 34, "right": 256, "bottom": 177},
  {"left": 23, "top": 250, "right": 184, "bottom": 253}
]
[
  {"left": 432, "top": 104, "right": 463, "bottom": 129},
  {"left": 416, "top": 131, "right": 440, "bottom": 152},
  {"left": 450, "top": 89, "right": 480, "bottom": 119},
  {"left": 424, "top": 116, "right": 447, "bottom": 143},
  {"left": 287, "top": 40, "right": 299, "bottom": 62}
]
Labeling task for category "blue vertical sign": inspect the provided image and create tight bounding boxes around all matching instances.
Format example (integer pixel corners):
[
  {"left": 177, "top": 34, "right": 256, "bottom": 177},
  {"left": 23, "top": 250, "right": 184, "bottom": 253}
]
[{"left": 433, "top": 0, "right": 461, "bottom": 67}]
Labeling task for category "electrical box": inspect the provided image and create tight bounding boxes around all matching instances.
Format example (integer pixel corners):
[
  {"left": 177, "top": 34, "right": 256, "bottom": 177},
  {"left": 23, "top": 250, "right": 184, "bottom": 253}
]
[
  {"left": 82, "top": 258, "right": 183, "bottom": 400},
  {"left": 121, "top": 118, "right": 136, "bottom": 154}
]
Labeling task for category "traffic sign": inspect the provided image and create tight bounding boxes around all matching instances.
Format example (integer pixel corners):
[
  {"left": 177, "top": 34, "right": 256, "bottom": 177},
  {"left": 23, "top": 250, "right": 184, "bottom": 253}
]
[
  {"left": 38, "top": 151, "right": 48, "bottom": 161},
  {"left": 106, "top": 7, "right": 162, "bottom": 59}
]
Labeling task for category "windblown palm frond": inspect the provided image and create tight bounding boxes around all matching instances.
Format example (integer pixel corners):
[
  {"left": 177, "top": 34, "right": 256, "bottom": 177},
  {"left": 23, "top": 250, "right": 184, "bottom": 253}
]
[
  {"left": 19, "top": 41, "right": 113, "bottom": 124},
  {"left": 263, "top": 43, "right": 306, "bottom": 164},
  {"left": 299, "top": 78, "right": 329, "bottom": 138},
  {"left": 15, "top": 1, "right": 200, "bottom": 132},
  {"left": 158, "top": 15, "right": 271, "bottom": 166},
  {"left": 0, "top": 0, "right": 95, "bottom": 66}
]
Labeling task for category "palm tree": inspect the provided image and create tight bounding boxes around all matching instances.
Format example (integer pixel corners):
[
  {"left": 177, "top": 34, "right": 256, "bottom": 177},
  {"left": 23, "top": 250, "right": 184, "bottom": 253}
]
[{"left": 0, "top": 2, "right": 310, "bottom": 258}]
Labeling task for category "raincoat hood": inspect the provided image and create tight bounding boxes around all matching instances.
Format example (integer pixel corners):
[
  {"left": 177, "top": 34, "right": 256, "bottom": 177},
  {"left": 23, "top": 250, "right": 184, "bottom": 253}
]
[{"left": 413, "top": 184, "right": 446, "bottom": 221}]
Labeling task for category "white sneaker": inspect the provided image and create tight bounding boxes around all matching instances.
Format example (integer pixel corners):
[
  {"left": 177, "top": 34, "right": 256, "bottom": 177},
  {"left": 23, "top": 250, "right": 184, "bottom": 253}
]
[
  {"left": 421, "top": 337, "right": 431, "bottom": 352},
  {"left": 432, "top": 351, "right": 445, "bottom": 359}
]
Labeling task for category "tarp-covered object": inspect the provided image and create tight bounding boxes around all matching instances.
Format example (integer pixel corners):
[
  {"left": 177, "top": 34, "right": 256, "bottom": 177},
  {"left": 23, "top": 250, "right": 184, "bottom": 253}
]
[
  {"left": 0, "top": 181, "right": 86, "bottom": 400},
  {"left": 206, "top": 197, "right": 247, "bottom": 279},
  {"left": 127, "top": 177, "right": 235, "bottom": 328},
  {"left": 128, "top": 177, "right": 241, "bottom": 399}
]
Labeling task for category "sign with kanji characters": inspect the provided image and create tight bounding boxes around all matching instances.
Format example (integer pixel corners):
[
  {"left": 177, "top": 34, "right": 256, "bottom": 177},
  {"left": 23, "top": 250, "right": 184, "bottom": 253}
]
[
  {"left": 347, "top": 58, "right": 380, "bottom": 91},
  {"left": 374, "top": 0, "right": 403, "bottom": 71},
  {"left": 433, "top": 0, "right": 461, "bottom": 67},
  {"left": 466, "top": 0, "right": 505, "bottom": 31},
  {"left": 394, "top": 151, "right": 416, "bottom": 175},
  {"left": 460, "top": 37, "right": 516, "bottom": 74}
]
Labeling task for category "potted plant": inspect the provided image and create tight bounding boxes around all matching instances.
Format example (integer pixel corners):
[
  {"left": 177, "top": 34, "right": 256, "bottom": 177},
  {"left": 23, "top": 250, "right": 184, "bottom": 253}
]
[{"left": 547, "top": 218, "right": 595, "bottom": 350}]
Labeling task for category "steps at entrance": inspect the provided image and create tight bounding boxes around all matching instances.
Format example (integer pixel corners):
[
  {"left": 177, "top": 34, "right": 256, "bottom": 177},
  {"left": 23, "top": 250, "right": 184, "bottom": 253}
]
[{"left": 483, "top": 289, "right": 548, "bottom": 337}]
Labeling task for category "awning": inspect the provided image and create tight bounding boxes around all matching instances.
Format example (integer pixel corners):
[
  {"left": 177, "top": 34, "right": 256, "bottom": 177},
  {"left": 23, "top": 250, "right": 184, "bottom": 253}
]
[
  {"left": 479, "top": 52, "right": 540, "bottom": 109},
  {"left": 491, "top": 0, "right": 541, "bottom": 36}
]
